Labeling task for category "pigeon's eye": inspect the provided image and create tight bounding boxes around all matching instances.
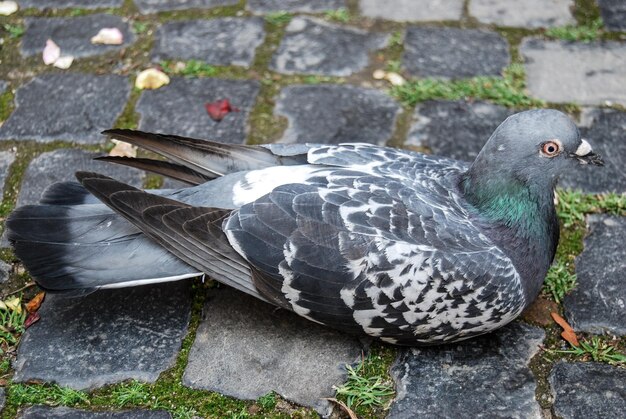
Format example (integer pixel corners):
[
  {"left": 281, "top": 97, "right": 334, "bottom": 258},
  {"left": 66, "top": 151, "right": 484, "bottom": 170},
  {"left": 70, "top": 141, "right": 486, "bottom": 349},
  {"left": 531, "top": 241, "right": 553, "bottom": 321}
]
[{"left": 541, "top": 141, "right": 561, "bottom": 157}]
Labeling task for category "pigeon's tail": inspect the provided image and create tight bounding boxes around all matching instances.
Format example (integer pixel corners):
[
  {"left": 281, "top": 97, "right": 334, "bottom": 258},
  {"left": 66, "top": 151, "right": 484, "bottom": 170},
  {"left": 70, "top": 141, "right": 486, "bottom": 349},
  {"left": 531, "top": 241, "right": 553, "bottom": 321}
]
[
  {"left": 99, "top": 129, "right": 306, "bottom": 181},
  {"left": 6, "top": 181, "right": 201, "bottom": 295}
]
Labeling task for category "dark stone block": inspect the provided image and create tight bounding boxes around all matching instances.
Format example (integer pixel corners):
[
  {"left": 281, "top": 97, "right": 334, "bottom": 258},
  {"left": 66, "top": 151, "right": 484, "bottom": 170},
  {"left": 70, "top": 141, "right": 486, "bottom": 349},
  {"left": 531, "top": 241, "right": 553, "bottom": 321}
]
[
  {"left": 0, "top": 80, "right": 6, "bottom": 94},
  {"left": 19, "top": 0, "right": 123, "bottom": 9},
  {"left": 182, "top": 287, "right": 363, "bottom": 416},
  {"left": 564, "top": 215, "right": 626, "bottom": 335},
  {"left": 550, "top": 361, "right": 626, "bottom": 419},
  {"left": 271, "top": 17, "right": 388, "bottom": 76},
  {"left": 560, "top": 109, "right": 626, "bottom": 193},
  {"left": 598, "top": 0, "right": 626, "bottom": 31},
  {"left": 153, "top": 18, "right": 265, "bottom": 67},
  {"left": 388, "top": 322, "right": 544, "bottom": 418},
  {"left": 21, "top": 14, "right": 135, "bottom": 59},
  {"left": 14, "top": 282, "right": 192, "bottom": 390},
  {"left": 275, "top": 84, "right": 400, "bottom": 145},
  {"left": 247, "top": 0, "right": 344, "bottom": 13},
  {"left": 18, "top": 406, "right": 171, "bottom": 418},
  {"left": 16, "top": 149, "right": 143, "bottom": 207},
  {"left": 403, "top": 27, "right": 509, "bottom": 79},
  {"left": 407, "top": 100, "right": 513, "bottom": 161},
  {"left": 0, "top": 260, "right": 10, "bottom": 284},
  {"left": 136, "top": 77, "right": 260, "bottom": 144},
  {"left": 0, "top": 150, "right": 16, "bottom": 198},
  {"left": 0, "top": 74, "right": 130, "bottom": 143},
  {"left": 134, "top": 0, "right": 238, "bottom": 14}
]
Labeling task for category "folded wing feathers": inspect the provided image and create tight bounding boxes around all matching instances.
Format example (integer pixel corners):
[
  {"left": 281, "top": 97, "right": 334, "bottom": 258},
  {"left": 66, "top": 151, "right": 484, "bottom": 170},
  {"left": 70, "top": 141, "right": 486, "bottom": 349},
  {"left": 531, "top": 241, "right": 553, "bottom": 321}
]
[{"left": 95, "top": 156, "right": 214, "bottom": 185}]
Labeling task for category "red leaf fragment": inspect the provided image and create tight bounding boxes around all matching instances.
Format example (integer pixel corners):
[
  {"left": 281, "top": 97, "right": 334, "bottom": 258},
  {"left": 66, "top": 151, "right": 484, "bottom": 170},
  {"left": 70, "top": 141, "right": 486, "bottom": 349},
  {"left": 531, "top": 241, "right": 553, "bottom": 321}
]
[
  {"left": 24, "top": 311, "right": 40, "bottom": 329},
  {"left": 205, "top": 99, "right": 239, "bottom": 121},
  {"left": 551, "top": 312, "right": 580, "bottom": 347}
]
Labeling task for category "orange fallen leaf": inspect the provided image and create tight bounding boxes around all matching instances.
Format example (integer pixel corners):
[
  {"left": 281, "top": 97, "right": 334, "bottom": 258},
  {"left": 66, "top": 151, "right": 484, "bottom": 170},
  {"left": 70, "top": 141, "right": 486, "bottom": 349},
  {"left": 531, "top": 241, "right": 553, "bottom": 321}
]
[
  {"left": 551, "top": 312, "right": 579, "bottom": 347},
  {"left": 24, "top": 311, "right": 40, "bottom": 329},
  {"left": 26, "top": 292, "right": 45, "bottom": 313}
]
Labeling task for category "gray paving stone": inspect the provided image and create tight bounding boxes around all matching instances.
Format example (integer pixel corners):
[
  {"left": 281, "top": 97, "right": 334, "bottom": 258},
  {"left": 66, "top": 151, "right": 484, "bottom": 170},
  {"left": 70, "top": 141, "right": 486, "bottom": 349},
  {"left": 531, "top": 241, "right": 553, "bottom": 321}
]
[
  {"left": 407, "top": 100, "right": 513, "bottom": 161},
  {"left": 182, "top": 287, "right": 363, "bottom": 416},
  {"left": 0, "top": 80, "right": 6, "bottom": 95},
  {"left": 270, "top": 17, "right": 388, "bottom": 77},
  {"left": 564, "top": 215, "right": 626, "bottom": 335},
  {"left": 153, "top": 18, "right": 265, "bottom": 67},
  {"left": 521, "top": 39, "right": 626, "bottom": 106},
  {"left": 0, "top": 150, "right": 16, "bottom": 198},
  {"left": 469, "top": 0, "right": 575, "bottom": 28},
  {"left": 403, "top": 27, "right": 509, "bottom": 79},
  {"left": 388, "top": 322, "right": 544, "bottom": 419},
  {"left": 560, "top": 108, "right": 626, "bottom": 193},
  {"left": 0, "top": 74, "right": 131, "bottom": 143},
  {"left": 275, "top": 84, "right": 400, "bottom": 145},
  {"left": 16, "top": 149, "right": 144, "bottom": 207},
  {"left": 19, "top": 0, "right": 123, "bottom": 9},
  {"left": 21, "top": 14, "right": 135, "bottom": 59},
  {"left": 136, "top": 77, "right": 260, "bottom": 144},
  {"left": 598, "top": 0, "right": 626, "bottom": 31},
  {"left": 0, "top": 260, "right": 10, "bottom": 284},
  {"left": 247, "top": 0, "right": 344, "bottom": 13},
  {"left": 14, "top": 281, "right": 191, "bottom": 390},
  {"left": 134, "top": 0, "right": 237, "bottom": 14},
  {"left": 550, "top": 361, "right": 626, "bottom": 419},
  {"left": 18, "top": 406, "right": 171, "bottom": 418},
  {"left": 359, "top": 0, "right": 464, "bottom": 22}
]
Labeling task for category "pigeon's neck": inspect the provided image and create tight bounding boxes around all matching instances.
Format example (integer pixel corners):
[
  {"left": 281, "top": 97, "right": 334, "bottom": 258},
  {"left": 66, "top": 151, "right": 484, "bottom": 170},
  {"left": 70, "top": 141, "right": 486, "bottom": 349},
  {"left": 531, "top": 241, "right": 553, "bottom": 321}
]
[{"left": 460, "top": 168, "right": 559, "bottom": 302}]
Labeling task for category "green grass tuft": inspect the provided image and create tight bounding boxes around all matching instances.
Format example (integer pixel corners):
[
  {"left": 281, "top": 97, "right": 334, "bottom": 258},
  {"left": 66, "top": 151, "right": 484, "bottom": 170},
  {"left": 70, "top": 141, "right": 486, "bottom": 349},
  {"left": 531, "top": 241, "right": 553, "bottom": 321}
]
[
  {"left": 324, "top": 8, "right": 350, "bottom": 23},
  {"left": 552, "top": 337, "right": 626, "bottom": 365},
  {"left": 335, "top": 363, "right": 394, "bottom": 410},
  {"left": 390, "top": 64, "right": 542, "bottom": 108},
  {"left": 160, "top": 60, "right": 218, "bottom": 78},
  {"left": 265, "top": 11, "right": 292, "bottom": 26},
  {"left": 545, "top": 18, "right": 603, "bottom": 42},
  {"left": 2, "top": 24, "right": 25, "bottom": 39},
  {"left": 111, "top": 380, "right": 151, "bottom": 407},
  {"left": 542, "top": 260, "right": 577, "bottom": 303},
  {"left": 256, "top": 392, "right": 277, "bottom": 410},
  {"left": 9, "top": 383, "right": 89, "bottom": 406},
  {"left": 556, "top": 190, "right": 626, "bottom": 228}
]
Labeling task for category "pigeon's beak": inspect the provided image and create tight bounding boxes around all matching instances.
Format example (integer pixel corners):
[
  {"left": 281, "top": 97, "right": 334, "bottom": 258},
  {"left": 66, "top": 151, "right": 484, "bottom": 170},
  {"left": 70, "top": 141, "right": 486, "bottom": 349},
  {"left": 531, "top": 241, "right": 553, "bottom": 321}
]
[{"left": 569, "top": 139, "right": 604, "bottom": 166}]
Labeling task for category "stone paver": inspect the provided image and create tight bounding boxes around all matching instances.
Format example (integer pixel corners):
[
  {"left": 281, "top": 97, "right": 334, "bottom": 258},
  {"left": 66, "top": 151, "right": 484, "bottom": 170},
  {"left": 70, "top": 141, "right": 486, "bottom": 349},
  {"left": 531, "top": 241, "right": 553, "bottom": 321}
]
[
  {"left": 469, "top": 0, "right": 575, "bottom": 28},
  {"left": 16, "top": 149, "right": 143, "bottom": 207},
  {"left": 564, "top": 215, "right": 626, "bottom": 335},
  {"left": 153, "top": 18, "right": 265, "bottom": 67},
  {"left": 136, "top": 77, "right": 259, "bottom": 143},
  {"left": 18, "top": 406, "right": 171, "bottom": 418},
  {"left": 0, "top": 74, "right": 131, "bottom": 143},
  {"left": 521, "top": 39, "right": 626, "bottom": 107},
  {"left": 0, "top": 150, "right": 16, "bottom": 197},
  {"left": 403, "top": 27, "right": 509, "bottom": 79},
  {"left": 598, "top": 0, "right": 626, "bottom": 31},
  {"left": 14, "top": 282, "right": 191, "bottom": 390},
  {"left": 388, "top": 322, "right": 544, "bottom": 419},
  {"left": 0, "top": 80, "right": 6, "bottom": 95},
  {"left": 560, "top": 108, "right": 626, "bottom": 193},
  {"left": 19, "top": 0, "right": 123, "bottom": 9},
  {"left": 247, "top": 0, "right": 344, "bottom": 13},
  {"left": 183, "top": 287, "right": 363, "bottom": 416},
  {"left": 271, "top": 17, "right": 388, "bottom": 76},
  {"left": 360, "top": 0, "right": 464, "bottom": 22},
  {"left": 407, "top": 100, "right": 513, "bottom": 161},
  {"left": 550, "top": 361, "right": 626, "bottom": 419},
  {"left": 134, "top": 0, "right": 237, "bottom": 13},
  {"left": 275, "top": 84, "right": 400, "bottom": 145},
  {"left": 0, "top": 260, "right": 10, "bottom": 283},
  {"left": 21, "top": 14, "right": 135, "bottom": 59}
]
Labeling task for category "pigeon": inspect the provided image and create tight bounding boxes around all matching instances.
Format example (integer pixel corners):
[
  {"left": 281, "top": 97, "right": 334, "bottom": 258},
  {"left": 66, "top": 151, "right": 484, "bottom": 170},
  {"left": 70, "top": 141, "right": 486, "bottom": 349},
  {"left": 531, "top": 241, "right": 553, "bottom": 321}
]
[{"left": 6, "top": 109, "right": 603, "bottom": 345}]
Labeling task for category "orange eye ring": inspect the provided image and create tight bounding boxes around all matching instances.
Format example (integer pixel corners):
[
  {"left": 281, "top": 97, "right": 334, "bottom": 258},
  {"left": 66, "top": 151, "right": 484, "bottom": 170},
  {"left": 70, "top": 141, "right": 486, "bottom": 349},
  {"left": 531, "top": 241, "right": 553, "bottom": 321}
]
[{"left": 541, "top": 140, "right": 561, "bottom": 157}]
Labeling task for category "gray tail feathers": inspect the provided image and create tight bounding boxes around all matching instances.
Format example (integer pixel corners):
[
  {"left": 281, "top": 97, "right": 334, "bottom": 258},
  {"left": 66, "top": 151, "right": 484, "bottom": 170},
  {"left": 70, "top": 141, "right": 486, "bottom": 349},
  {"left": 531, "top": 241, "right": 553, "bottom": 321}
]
[{"left": 6, "top": 181, "right": 201, "bottom": 294}]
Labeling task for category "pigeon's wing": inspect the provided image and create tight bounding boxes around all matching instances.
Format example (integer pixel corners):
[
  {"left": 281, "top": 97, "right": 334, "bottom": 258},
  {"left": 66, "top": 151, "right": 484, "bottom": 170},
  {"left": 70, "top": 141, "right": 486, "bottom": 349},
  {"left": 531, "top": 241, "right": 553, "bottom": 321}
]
[
  {"left": 75, "top": 171, "right": 268, "bottom": 301},
  {"left": 224, "top": 161, "right": 526, "bottom": 344}
]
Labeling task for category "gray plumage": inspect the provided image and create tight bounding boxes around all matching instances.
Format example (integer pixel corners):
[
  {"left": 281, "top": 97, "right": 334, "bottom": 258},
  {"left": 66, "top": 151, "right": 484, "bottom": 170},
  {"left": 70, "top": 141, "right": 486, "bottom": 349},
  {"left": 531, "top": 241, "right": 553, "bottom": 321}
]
[{"left": 6, "top": 109, "right": 603, "bottom": 344}]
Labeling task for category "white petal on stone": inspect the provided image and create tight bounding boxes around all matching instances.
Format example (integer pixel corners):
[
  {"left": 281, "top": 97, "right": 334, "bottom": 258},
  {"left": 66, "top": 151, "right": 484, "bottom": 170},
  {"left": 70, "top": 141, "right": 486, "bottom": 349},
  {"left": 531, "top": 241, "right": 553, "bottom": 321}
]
[
  {"left": 372, "top": 69, "right": 386, "bottom": 80},
  {"left": 135, "top": 68, "right": 170, "bottom": 90},
  {"left": 43, "top": 39, "right": 60, "bottom": 65},
  {"left": 53, "top": 56, "right": 74, "bottom": 69},
  {"left": 91, "top": 27, "right": 124, "bottom": 45},
  {"left": 0, "top": 1, "right": 18, "bottom": 16},
  {"left": 385, "top": 72, "right": 406, "bottom": 86},
  {"left": 109, "top": 139, "right": 137, "bottom": 158}
]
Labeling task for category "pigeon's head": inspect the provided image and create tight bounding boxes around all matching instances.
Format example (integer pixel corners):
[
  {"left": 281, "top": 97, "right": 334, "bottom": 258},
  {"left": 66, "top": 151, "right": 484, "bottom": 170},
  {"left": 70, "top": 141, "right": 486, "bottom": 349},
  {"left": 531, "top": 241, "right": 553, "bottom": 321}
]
[{"left": 473, "top": 109, "right": 603, "bottom": 185}]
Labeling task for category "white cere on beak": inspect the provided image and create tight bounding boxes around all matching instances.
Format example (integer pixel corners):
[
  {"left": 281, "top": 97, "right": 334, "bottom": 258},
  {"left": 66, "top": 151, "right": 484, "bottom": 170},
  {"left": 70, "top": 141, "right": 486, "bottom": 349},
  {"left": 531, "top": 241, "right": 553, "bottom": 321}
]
[{"left": 575, "top": 139, "right": 592, "bottom": 156}]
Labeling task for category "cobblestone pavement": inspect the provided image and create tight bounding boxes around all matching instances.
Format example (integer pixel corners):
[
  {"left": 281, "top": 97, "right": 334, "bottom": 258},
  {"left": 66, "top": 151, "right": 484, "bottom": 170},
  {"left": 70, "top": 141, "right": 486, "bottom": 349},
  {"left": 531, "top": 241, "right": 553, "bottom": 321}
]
[{"left": 0, "top": 1, "right": 624, "bottom": 418}]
